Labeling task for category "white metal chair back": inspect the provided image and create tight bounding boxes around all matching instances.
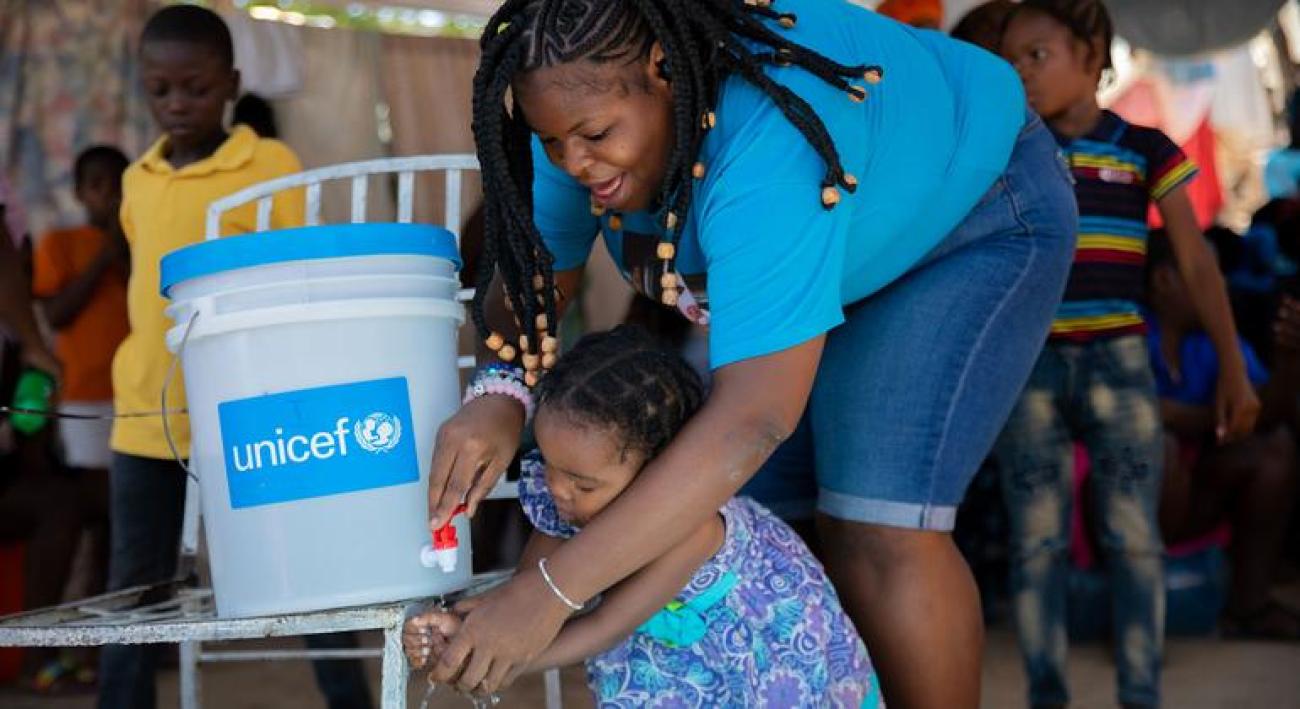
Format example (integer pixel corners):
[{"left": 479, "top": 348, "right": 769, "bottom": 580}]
[{"left": 203, "top": 154, "right": 480, "bottom": 239}]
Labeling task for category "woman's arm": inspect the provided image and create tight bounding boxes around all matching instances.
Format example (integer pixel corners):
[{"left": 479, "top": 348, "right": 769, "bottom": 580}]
[
  {"left": 545, "top": 337, "right": 822, "bottom": 596},
  {"left": 430, "top": 336, "right": 824, "bottom": 692},
  {"left": 523, "top": 517, "right": 720, "bottom": 674},
  {"left": 1158, "top": 187, "right": 1260, "bottom": 441},
  {"left": 0, "top": 207, "right": 59, "bottom": 376}
]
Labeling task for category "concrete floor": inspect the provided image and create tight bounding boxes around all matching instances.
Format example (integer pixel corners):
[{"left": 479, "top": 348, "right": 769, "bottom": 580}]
[{"left": 2, "top": 624, "right": 1298, "bottom": 708}]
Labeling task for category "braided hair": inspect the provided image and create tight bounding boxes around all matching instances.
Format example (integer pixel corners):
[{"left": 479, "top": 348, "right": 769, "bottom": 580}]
[
  {"left": 536, "top": 326, "right": 704, "bottom": 462},
  {"left": 471, "top": 0, "right": 883, "bottom": 385},
  {"left": 1009, "top": 0, "right": 1114, "bottom": 73}
]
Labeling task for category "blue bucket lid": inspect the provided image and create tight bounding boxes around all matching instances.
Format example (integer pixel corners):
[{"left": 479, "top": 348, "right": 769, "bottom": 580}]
[{"left": 160, "top": 223, "right": 461, "bottom": 297}]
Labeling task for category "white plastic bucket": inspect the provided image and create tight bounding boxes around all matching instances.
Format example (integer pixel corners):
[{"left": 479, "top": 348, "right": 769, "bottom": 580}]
[{"left": 161, "top": 223, "right": 471, "bottom": 617}]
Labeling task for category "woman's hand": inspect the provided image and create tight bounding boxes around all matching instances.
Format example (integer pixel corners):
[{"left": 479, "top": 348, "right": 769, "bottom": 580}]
[
  {"left": 429, "top": 568, "right": 571, "bottom": 695},
  {"left": 427, "top": 395, "right": 526, "bottom": 529}
]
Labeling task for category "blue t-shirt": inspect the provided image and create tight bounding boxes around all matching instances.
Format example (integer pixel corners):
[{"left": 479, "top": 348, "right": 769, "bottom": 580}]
[
  {"left": 1264, "top": 147, "right": 1300, "bottom": 199},
  {"left": 534, "top": 0, "right": 1025, "bottom": 368},
  {"left": 1146, "top": 316, "right": 1269, "bottom": 406}
]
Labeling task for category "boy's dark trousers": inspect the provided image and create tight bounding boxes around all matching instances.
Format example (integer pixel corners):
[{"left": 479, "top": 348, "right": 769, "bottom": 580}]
[{"left": 98, "top": 453, "right": 374, "bottom": 709}]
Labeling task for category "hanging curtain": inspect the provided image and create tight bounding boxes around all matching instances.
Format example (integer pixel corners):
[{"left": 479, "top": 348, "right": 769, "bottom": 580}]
[
  {"left": 380, "top": 34, "right": 482, "bottom": 230},
  {"left": 269, "top": 24, "right": 392, "bottom": 224},
  {"left": 0, "top": 0, "right": 158, "bottom": 239}
]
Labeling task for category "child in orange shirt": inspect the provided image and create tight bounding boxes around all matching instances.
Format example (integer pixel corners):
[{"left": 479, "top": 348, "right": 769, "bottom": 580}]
[{"left": 32, "top": 146, "right": 131, "bottom": 471}]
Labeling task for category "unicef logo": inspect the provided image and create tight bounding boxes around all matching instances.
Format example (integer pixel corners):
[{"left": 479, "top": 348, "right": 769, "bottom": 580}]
[{"left": 353, "top": 412, "right": 402, "bottom": 454}]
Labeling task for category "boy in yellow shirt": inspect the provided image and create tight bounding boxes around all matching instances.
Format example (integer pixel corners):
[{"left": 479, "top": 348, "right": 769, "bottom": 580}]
[{"left": 99, "top": 7, "right": 371, "bottom": 709}]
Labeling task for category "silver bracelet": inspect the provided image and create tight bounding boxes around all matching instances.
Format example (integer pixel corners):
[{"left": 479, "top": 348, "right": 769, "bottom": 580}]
[{"left": 537, "top": 557, "right": 583, "bottom": 611}]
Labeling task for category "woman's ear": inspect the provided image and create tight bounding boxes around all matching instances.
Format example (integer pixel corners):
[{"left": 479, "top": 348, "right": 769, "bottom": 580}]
[{"left": 647, "top": 41, "right": 671, "bottom": 86}]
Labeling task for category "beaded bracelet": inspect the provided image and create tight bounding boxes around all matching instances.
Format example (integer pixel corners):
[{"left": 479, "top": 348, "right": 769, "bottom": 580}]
[{"left": 463, "top": 363, "right": 535, "bottom": 422}]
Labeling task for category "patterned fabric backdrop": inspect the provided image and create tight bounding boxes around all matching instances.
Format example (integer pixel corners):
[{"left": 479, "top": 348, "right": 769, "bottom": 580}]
[{"left": 0, "top": 0, "right": 159, "bottom": 240}]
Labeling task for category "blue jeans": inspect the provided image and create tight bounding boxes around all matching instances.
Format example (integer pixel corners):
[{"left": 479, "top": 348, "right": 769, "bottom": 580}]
[
  {"left": 995, "top": 336, "right": 1166, "bottom": 707},
  {"left": 97, "top": 453, "right": 374, "bottom": 709},
  {"left": 742, "top": 110, "right": 1079, "bottom": 530}
]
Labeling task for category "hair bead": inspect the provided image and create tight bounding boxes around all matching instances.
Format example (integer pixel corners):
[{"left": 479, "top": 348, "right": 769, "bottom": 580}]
[
  {"left": 656, "top": 242, "right": 676, "bottom": 260},
  {"left": 486, "top": 333, "right": 505, "bottom": 351},
  {"left": 498, "top": 344, "right": 517, "bottom": 362}
]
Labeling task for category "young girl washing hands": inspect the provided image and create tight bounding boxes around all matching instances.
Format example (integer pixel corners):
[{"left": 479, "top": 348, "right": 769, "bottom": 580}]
[{"left": 406, "top": 327, "right": 880, "bottom": 708}]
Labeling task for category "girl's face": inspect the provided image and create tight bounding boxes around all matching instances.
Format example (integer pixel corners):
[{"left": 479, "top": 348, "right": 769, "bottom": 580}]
[
  {"left": 1001, "top": 10, "right": 1101, "bottom": 120},
  {"left": 514, "top": 44, "right": 675, "bottom": 213},
  {"left": 534, "top": 407, "right": 643, "bottom": 528}
]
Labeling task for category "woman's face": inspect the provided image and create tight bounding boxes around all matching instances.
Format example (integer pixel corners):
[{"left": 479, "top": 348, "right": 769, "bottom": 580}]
[
  {"left": 514, "top": 45, "right": 675, "bottom": 213},
  {"left": 534, "top": 407, "right": 643, "bottom": 528}
]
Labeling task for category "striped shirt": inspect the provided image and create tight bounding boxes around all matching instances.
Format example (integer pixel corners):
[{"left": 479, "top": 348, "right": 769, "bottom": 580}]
[{"left": 1051, "top": 110, "right": 1197, "bottom": 341}]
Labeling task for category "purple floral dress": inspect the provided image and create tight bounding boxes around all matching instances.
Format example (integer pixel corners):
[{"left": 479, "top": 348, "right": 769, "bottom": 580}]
[{"left": 520, "top": 454, "right": 883, "bottom": 708}]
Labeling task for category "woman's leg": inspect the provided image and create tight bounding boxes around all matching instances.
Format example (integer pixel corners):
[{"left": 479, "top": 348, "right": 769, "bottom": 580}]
[
  {"left": 1163, "top": 428, "right": 1299, "bottom": 634},
  {"left": 809, "top": 113, "right": 1077, "bottom": 707}
]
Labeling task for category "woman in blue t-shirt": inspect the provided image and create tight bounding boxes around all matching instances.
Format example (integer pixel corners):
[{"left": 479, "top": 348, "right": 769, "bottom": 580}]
[{"left": 424, "top": 1, "right": 1077, "bottom": 704}]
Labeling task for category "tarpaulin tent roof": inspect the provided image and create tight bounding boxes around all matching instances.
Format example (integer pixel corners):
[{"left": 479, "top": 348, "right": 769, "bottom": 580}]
[{"left": 1094, "top": 0, "right": 1286, "bottom": 57}]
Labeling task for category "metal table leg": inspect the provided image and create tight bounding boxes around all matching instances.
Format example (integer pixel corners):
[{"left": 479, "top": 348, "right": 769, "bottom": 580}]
[{"left": 381, "top": 615, "right": 408, "bottom": 709}]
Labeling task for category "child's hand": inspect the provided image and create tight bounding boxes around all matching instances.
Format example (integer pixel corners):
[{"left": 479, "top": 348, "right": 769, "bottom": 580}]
[
  {"left": 403, "top": 611, "right": 463, "bottom": 669},
  {"left": 1214, "top": 368, "right": 1260, "bottom": 443}
]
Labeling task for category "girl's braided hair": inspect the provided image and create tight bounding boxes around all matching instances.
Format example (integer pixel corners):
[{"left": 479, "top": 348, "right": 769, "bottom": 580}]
[
  {"left": 536, "top": 326, "right": 704, "bottom": 461},
  {"left": 471, "top": 0, "right": 881, "bottom": 383}
]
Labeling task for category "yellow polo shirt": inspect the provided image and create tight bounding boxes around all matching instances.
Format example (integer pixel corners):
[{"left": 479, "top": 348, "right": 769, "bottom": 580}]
[{"left": 111, "top": 125, "right": 304, "bottom": 459}]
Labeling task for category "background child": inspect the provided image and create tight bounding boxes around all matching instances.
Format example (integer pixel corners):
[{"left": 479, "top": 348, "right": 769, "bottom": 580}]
[
  {"left": 996, "top": 1, "right": 1259, "bottom": 707},
  {"left": 1145, "top": 230, "right": 1299, "bottom": 640},
  {"left": 98, "top": 7, "right": 372, "bottom": 709},
  {"left": 15, "top": 144, "right": 129, "bottom": 691},
  {"left": 33, "top": 145, "right": 129, "bottom": 476},
  {"left": 406, "top": 327, "right": 880, "bottom": 708}
]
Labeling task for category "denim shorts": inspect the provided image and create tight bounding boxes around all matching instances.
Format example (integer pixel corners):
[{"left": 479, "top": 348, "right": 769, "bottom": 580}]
[{"left": 740, "top": 111, "right": 1078, "bottom": 531}]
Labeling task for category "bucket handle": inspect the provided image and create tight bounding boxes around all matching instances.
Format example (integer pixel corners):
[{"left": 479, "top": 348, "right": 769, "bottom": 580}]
[{"left": 163, "top": 310, "right": 200, "bottom": 482}]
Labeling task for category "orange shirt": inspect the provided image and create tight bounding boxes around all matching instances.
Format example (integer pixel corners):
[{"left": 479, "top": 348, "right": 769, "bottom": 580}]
[{"left": 31, "top": 226, "right": 130, "bottom": 402}]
